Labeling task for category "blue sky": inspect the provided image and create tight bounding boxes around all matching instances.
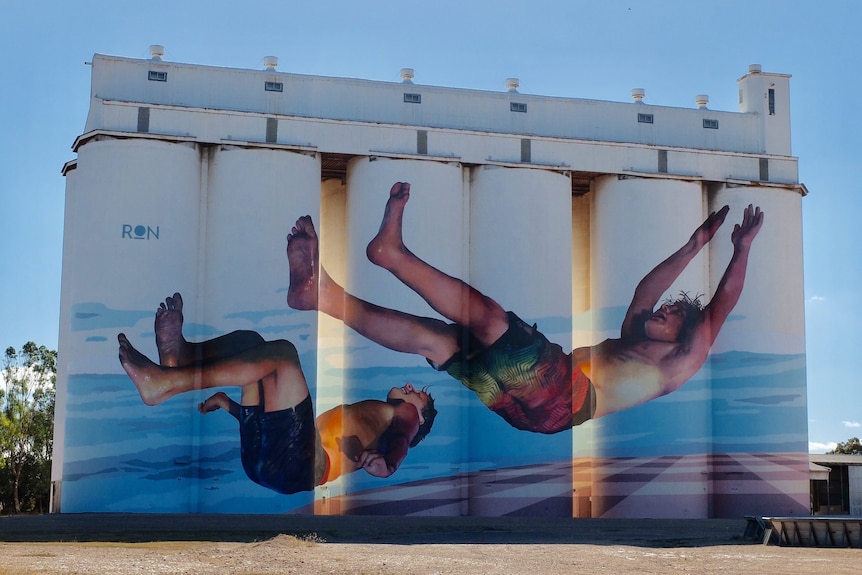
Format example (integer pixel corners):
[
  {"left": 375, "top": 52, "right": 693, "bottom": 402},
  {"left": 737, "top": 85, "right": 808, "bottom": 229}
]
[{"left": 2, "top": 0, "right": 859, "bottom": 453}]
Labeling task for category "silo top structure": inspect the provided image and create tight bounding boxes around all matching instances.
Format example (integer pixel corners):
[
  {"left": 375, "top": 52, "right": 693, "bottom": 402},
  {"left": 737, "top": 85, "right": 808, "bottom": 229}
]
[{"left": 71, "top": 52, "right": 803, "bottom": 195}]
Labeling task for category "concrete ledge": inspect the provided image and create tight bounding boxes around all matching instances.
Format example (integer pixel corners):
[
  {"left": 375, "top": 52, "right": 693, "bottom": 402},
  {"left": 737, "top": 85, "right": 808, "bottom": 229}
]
[{"left": 0, "top": 514, "right": 746, "bottom": 546}]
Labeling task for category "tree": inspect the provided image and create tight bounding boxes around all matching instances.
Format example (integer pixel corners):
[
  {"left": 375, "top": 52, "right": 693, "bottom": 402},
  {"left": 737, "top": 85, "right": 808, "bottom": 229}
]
[
  {"left": 828, "top": 437, "right": 862, "bottom": 455},
  {"left": 1, "top": 342, "right": 56, "bottom": 513}
]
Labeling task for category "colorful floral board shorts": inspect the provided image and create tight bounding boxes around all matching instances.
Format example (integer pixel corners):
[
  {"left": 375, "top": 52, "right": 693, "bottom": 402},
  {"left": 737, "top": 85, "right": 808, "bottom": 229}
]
[{"left": 434, "top": 312, "right": 595, "bottom": 434}]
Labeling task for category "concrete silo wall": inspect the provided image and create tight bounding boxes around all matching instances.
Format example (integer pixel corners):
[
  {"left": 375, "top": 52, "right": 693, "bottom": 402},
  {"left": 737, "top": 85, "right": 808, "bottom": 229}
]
[{"left": 56, "top": 142, "right": 808, "bottom": 518}]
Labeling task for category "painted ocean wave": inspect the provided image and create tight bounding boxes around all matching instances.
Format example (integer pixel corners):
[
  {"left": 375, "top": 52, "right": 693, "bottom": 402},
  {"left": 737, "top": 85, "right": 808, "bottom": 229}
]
[{"left": 62, "top": 348, "right": 806, "bottom": 512}]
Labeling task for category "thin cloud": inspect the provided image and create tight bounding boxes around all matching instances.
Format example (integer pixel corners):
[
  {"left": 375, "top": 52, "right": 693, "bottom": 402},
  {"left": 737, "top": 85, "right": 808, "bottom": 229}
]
[
  {"left": 807, "top": 295, "right": 826, "bottom": 303},
  {"left": 843, "top": 421, "right": 861, "bottom": 428},
  {"left": 809, "top": 441, "right": 837, "bottom": 453}
]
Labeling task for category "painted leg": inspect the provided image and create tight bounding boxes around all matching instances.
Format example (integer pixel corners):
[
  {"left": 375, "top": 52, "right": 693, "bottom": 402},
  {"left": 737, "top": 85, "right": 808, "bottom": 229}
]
[
  {"left": 286, "top": 214, "right": 459, "bottom": 365},
  {"left": 154, "top": 292, "right": 265, "bottom": 367},
  {"left": 366, "top": 182, "right": 508, "bottom": 347},
  {"left": 119, "top": 334, "right": 308, "bottom": 410}
]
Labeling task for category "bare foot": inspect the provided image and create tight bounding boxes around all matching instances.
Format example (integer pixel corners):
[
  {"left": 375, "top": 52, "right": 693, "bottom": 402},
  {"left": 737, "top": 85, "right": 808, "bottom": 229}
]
[
  {"left": 118, "top": 334, "right": 173, "bottom": 406},
  {"left": 155, "top": 293, "right": 186, "bottom": 367},
  {"left": 199, "top": 392, "right": 229, "bottom": 414},
  {"left": 286, "top": 215, "right": 320, "bottom": 310},
  {"left": 366, "top": 182, "right": 411, "bottom": 269}
]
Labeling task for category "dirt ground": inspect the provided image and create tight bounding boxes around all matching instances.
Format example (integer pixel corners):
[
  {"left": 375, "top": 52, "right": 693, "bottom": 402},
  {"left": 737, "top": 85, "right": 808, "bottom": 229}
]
[{"left": 0, "top": 514, "right": 859, "bottom": 575}]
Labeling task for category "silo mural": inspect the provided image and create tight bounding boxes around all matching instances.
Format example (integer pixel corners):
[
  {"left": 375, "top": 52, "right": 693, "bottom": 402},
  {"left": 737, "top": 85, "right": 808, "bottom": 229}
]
[
  {"left": 58, "top": 151, "right": 808, "bottom": 516},
  {"left": 706, "top": 183, "right": 808, "bottom": 518},
  {"left": 55, "top": 55, "right": 809, "bottom": 518},
  {"left": 588, "top": 176, "right": 711, "bottom": 519},
  {"left": 61, "top": 145, "right": 324, "bottom": 513}
]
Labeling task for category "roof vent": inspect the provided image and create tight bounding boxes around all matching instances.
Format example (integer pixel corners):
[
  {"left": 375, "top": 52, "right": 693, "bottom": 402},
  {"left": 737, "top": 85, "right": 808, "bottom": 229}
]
[
  {"left": 149, "top": 45, "right": 164, "bottom": 61},
  {"left": 696, "top": 94, "right": 709, "bottom": 109},
  {"left": 749, "top": 64, "right": 762, "bottom": 74},
  {"left": 263, "top": 56, "right": 278, "bottom": 70},
  {"left": 506, "top": 78, "right": 520, "bottom": 93},
  {"left": 400, "top": 68, "right": 414, "bottom": 84},
  {"left": 631, "top": 88, "right": 645, "bottom": 104}
]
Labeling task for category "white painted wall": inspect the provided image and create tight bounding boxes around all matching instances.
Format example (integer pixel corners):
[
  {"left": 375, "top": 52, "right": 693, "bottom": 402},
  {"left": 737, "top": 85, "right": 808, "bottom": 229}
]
[
  {"left": 709, "top": 184, "right": 806, "bottom": 355},
  {"left": 204, "top": 146, "right": 320, "bottom": 329},
  {"left": 85, "top": 54, "right": 796, "bottom": 164},
  {"left": 469, "top": 166, "right": 572, "bottom": 331},
  {"left": 738, "top": 69, "right": 793, "bottom": 156},
  {"left": 590, "top": 176, "right": 706, "bottom": 323}
]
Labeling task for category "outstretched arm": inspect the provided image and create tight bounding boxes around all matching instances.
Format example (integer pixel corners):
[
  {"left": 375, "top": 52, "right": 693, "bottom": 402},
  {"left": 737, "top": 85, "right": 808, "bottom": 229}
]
[
  {"left": 621, "top": 205, "right": 730, "bottom": 338},
  {"left": 699, "top": 204, "right": 764, "bottom": 346}
]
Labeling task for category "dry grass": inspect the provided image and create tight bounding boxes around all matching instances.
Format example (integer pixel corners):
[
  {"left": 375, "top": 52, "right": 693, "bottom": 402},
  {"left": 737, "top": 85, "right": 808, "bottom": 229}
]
[
  {"left": 1, "top": 537, "right": 860, "bottom": 575},
  {"left": 1, "top": 517, "right": 860, "bottom": 575}
]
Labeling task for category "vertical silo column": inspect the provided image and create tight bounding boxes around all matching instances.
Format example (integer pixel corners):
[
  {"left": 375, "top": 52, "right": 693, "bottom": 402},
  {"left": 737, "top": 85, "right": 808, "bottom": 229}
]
[
  {"left": 314, "top": 176, "right": 349, "bottom": 514},
  {"left": 590, "top": 175, "right": 709, "bottom": 518},
  {"left": 469, "top": 165, "right": 573, "bottom": 517},
  {"left": 571, "top": 192, "right": 593, "bottom": 516},
  {"left": 203, "top": 147, "right": 321, "bottom": 331},
  {"left": 707, "top": 184, "right": 808, "bottom": 518},
  {"left": 318, "top": 176, "right": 349, "bottom": 402},
  {"left": 203, "top": 146, "right": 321, "bottom": 513},
  {"left": 58, "top": 138, "right": 201, "bottom": 513},
  {"left": 470, "top": 166, "right": 572, "bottom": 341},
  {"left": 341, "top": 156, "right": 466, "bottom": 512},
  {"left": 53, "top": 161, "right": 79, "bottom": 512}
]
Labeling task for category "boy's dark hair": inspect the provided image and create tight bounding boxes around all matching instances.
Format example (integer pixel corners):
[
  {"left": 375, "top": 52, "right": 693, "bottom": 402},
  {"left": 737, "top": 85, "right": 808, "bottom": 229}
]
[
  {"left": 411, "top": 389, "right": 437, "bottom": 447},
  {"left": 664, "top": 292, "right": 704, "bottom": 343},
  {"left": 388, "top": 387, "right": 438, "bottom": 448}
]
